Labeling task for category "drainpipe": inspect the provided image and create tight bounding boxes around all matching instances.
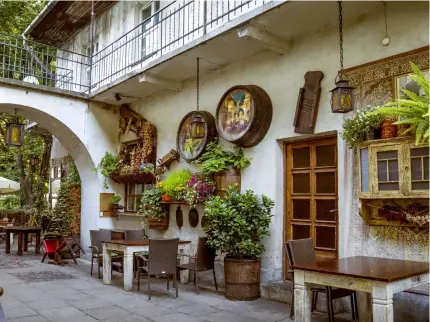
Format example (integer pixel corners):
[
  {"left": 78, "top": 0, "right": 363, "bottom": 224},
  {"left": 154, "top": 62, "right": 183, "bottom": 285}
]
[{"left": 88, "top": 0, "right": 95, "bottom": 93}]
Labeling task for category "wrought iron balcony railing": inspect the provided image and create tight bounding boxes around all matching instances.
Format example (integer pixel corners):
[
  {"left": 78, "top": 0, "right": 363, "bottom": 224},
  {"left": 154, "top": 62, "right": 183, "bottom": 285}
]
[
  {"left": 0, "top": 33, "right": 90, "bottom": 92},
  {"left": 0, "top": 0, "right": 274, "bottom": 94},
  {"left": 91, "top": 0, "right": 273, "bottom": 91}
]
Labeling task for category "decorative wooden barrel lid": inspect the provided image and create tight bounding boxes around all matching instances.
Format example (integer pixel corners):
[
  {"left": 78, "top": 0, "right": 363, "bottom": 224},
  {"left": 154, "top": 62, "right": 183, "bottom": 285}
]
[
  {"left": 177, "top": 111, "right": 217, "bottom": 162},
  {"left": 216, "top": 85, "right": 272, "bottom": 148}
]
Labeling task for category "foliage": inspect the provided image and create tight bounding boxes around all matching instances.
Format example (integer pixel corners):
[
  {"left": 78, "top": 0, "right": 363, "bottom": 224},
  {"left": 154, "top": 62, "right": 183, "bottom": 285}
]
[
  {"left": 159, "top": 169, "right": 192, "bottom": 200},
  {"left": 184, "top": 173, "right": 215, "bottom": 207},
  {"left": 138, "top": 188, "right": 165, "bottom": 221},
  {"left": 194, "top": 140, "right": 251, "bottom": 175},
  {"left": 0, "top": 195, "right": 21, "bottom": 211},
  {"left": 0, "top": 1, "right": 47, "bottom": 35},
  {"left": 368, "top": 63, "right": 430, "bottom": 145},
  {"left": 111, "top": 194, "right": 121, "bottom": 204},
  {"left": 341, "top": 106, "right": 384, "bottom": 149},
  {"left": 53, "top": 161, "right": 81, "bottom": 236},
  {"left": 140, "top": 163, "right": 155, "bottom": 174},
  {"left": 94, "top": 152, "right": 119, "bottom": 189},
  {"left": 203, "top": 186, "right": 274, "bottom": 259}
]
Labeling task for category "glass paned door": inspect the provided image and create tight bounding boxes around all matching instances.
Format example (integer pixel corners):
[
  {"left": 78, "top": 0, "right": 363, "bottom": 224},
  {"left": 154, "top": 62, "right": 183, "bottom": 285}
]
[
  {"left": 410, "top": 146, "right": 430, "bottom": 191},
  {"left": 285, "top": 136, "right": 338, "bottom": 279}
]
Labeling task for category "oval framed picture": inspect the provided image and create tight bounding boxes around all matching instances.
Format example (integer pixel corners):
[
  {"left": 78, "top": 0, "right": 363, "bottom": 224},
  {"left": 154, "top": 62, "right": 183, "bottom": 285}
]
[
  {"left": 216, "top": 85, "right": 272, "bottom": 148},
  {"left": 176, "top": 111, "right": 217, "bottom": 162}
]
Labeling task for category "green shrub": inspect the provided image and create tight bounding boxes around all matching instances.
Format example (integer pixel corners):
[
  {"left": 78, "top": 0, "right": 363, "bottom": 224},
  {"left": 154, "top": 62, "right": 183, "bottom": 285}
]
[
  {"left": 160, "top": 169, "right": 192, "bottom": 200},
  {"left": 94, "top": 152, "right": 119, "bottom": 189},
  {"left": 203, "top": 186, "right": 274, "bottom": 259},
  {"left": 138, "top": 188, "right": 165, "bottom": 220}
]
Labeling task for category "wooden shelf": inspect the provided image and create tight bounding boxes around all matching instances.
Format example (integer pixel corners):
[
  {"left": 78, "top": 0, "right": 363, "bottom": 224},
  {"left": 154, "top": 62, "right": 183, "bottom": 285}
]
[{"left": 160, "top": 200, "right": 187, "bottom": 205}]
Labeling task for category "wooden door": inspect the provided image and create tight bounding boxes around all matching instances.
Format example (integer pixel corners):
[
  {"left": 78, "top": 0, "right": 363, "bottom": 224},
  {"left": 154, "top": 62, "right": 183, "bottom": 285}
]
[{"left": 284, "top": 136, "right": 338, "bottom": 278}]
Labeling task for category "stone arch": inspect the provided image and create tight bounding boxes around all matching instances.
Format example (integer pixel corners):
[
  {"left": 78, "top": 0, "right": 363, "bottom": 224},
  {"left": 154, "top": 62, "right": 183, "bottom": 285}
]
[{"left": 0, "top": 85, "right": 111, "bottom": 256}]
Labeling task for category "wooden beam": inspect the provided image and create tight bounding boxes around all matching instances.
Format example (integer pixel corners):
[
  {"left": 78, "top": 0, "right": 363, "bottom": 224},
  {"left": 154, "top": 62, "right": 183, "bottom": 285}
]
[
  {"left": 237, "top": 23, "right": 291, "bottom": 55},
  {"left": 139, "top": 74, "right": 182, "bottom": 92}
]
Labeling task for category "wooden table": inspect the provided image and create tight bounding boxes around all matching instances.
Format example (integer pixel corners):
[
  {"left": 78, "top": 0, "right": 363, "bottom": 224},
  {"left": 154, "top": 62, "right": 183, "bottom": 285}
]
[
  {"left": 293, "top": 256, "right": 429, "bottom": 322},
  {"left": 4, "top": 226, "right": 41, "bottom": 256},
  {"left": 103, "top": 239, "right": 191, "bottom": 292}
]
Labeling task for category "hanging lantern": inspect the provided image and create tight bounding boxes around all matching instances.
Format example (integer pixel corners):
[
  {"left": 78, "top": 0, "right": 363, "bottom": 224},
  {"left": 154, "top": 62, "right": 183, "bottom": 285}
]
[
  {"left": 6, "top": 122, "right": 24, "bottom": 147},
  {"left": 189, "top": 57, "right": 206, "bottom": 139},
  {"left": 189, "top": 112, "right": 205, "bottom": 139},
  {"left": 330, "top": 73, "right": 355, "bottom": 113},
  {"left": 330, "top": 1, "right": 355, "bottom": 113}
]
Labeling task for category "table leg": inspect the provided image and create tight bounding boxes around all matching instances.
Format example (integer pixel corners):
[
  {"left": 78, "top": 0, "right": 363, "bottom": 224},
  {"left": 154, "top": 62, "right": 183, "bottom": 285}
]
[
  {"left": 293, "top": 269, "right": 312, "bottom": 322},
  {"left": 102, "top": 244, "right": 112, "bottom": 285},
  {"left": 123, "top": 249, "right": 134, "bottom": 292},
  {"left": 35, "top": 232, "right": 40, "bottom": 255},
  {"left": 17, "top": 232, "right": 23, "bottom": 256},
  {"left": 23, "top": 233, "right": 28, "bottom": 252},
  {"left": 5, "top": 232, "right": 10, "bottom": 254},
  {"left": 372, "top": 283, "right": 394, "bottom": 322}
]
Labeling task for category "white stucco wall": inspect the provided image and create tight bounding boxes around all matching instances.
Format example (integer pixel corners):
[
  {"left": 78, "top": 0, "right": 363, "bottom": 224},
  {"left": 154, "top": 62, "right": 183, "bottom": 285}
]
[{"left": 108, "top": 1, "right": 429, "bottom": 281}]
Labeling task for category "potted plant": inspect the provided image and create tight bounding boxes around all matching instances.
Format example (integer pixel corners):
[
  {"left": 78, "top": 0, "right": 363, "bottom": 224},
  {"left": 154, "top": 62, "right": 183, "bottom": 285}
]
[
  {"left": 341, "top": 106, "right": 384, "bottom": 149},
  {"left": 159, "top": 169, "right": 192, "bottom": 201},
  {"left": 110, "top": 195, "right": 122, "bottom": 220},
  {"left": 367, "top": 62, "right": 429, "bottom": 145},
  {"left": 139, "top": 187, "right": 169, "bottom": 230},
  {"left": 194, "top": 140, "right": 251, "bottom": 197},
  {"left": 93, "top": 152, "right": 119, "bottom": 189},
  {"left": 184, "top": 173, "right": 216, "bottom": 207},
  {"left": 203, "top": 186, "right": 274, "bottom": 301}
]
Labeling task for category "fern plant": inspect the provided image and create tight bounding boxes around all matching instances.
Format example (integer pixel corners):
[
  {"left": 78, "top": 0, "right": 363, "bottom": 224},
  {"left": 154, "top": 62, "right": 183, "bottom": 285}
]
[{"left": 368, "top": 62, "right": 429, "bottom": 144}]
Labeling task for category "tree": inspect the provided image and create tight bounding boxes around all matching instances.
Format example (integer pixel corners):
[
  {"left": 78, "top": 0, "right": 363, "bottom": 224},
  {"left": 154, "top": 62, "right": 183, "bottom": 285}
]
[{"left": 0, "top": 1, "right": 47, "bottom": 35}]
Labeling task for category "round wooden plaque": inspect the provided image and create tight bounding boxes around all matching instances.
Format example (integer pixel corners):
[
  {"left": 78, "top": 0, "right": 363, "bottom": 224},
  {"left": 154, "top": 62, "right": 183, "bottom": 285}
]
[
  {"left": 176, "top": 206, "right": 183, "bottom": 229},
  {"left": 216, "top": 85, "right": 272, "bottom": 147},
  {"left": 188, "top": 207, "right": 199, "bottom": 228},
  {"left": 176, "top": 111, "right": 217, "bottom": 162}
]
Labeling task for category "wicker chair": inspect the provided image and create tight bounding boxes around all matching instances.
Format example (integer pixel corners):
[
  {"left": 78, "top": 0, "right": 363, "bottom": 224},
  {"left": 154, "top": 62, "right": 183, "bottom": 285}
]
[
  {"left": 177, "top": 237, "right": 218, "bottom": 294},
  {"left": 286, "top": 238, "right": 358, "bottom": 322},
  {"left": 89, "top": 230, "right": 122, "bottom": 279},
  {"left": 124, "top": 229, "right": 146, "bottom": 277},
  {"left": 137, "top": 238, "right": 179, "bottom": 300}
]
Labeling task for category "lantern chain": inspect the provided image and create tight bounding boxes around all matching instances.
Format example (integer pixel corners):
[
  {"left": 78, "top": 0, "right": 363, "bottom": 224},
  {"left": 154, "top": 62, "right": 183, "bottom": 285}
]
[
  {"left": 196, "top": 57, "right": 200, "bottom": 112},
  {"left": 338, "top": 1, "right": 343, "bottom": 72}
]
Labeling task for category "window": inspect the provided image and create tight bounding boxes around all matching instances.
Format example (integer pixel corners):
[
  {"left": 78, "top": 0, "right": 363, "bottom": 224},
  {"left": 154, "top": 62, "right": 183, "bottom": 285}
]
[
  {"left": 140, "top": 1, "right": 160, "bottom": 58},
  {"left": 82, "top": 39, "right": 99, "bottom": 86},
  {"left": 125, "top": 183, "right": 144, "bottom": 212},
  {"left": 51, "top": 165, "right": 62, "bottom": 179}
]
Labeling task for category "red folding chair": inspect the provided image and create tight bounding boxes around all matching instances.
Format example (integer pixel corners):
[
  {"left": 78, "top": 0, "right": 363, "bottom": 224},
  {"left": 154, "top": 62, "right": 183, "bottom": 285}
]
[{"left": 41, "top": 233, "right": 78, "bottom": 265}]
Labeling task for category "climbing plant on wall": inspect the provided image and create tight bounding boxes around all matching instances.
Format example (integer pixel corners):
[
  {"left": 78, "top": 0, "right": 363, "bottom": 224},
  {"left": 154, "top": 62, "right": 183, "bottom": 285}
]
[{"left": 53, "top": 163, "right": 81, "bottom": 236}]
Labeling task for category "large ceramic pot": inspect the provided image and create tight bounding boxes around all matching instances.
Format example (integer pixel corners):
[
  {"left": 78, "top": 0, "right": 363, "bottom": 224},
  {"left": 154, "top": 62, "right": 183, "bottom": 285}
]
[
  {"left": 214, "top": 166, "right": 241, "bottom": 198},
  {"left": 224, "top": 257, "right": 261, "bottom": 301}
]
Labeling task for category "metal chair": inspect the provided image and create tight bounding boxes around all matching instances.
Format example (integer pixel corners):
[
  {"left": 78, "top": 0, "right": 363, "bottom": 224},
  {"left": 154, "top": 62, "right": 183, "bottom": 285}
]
[
  {"left": 89, "top": 230, "right": 122, "bottom": 279},
  {"left": 177, "top": 237, "right": 218, "bottom": 294},
  {"left": 137, "top": 238, "right": 179, "bottom": 300},
  {"left": 286, "top": 238, "right": 358, "bottom": 322}
]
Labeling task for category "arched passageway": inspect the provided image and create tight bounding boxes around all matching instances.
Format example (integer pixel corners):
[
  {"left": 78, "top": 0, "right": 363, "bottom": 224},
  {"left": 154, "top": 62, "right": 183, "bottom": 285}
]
[{"left": 0, "top": 84, "right": 119, "bottom": 256}]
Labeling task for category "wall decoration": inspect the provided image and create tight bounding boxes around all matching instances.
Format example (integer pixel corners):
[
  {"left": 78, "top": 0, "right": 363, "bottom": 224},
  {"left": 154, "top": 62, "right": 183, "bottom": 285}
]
[
  {"left": 216, "top": 85, "right": 272, "bottom": 147},
  {"left": 188, "top": 207, "right": 199, "bottom": 228},
  {"left": 293, "top": 71, "right": 324, "bottom": 134},
  {"left": 176, "top": 111, "right": 217, "bottom": 162},
  {"left": 345, "top": 46, "right": 429, "bottom": 262},
  {"left": 394, "top": 69, "right": 429, "bottom": 99},
  {"left": 176, "top": 206, "right": 183, "bottom": 229},
  {"left": 110, "top": 105, "right": 157, "bottom": 184}
]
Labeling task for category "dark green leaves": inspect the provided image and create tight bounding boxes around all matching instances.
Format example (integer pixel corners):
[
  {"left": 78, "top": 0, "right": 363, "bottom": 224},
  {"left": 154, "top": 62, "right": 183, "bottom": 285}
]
[{"left": 203, "top": 186, "right": 274, "bottom": 259}]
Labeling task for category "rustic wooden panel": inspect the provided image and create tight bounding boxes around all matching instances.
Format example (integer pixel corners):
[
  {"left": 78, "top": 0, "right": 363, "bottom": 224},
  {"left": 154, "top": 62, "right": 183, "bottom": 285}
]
[
  {"left": 100, "top": 193, "right": 114, "bottom": 217},
  {"left": 294, "top": 71, "right": 323, "bottom": 134}
]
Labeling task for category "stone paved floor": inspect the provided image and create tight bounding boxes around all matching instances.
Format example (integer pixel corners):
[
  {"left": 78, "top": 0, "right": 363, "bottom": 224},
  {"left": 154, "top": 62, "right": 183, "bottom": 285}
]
[{"left": 0, "top": 245, "right": 351, "bottom": 322}]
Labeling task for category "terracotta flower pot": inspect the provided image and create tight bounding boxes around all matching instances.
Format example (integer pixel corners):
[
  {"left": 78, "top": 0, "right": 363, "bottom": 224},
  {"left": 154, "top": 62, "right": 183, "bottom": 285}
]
[
  {"left": 161, "top": 194, "right": 171, "bottom": 201},
  {"left": 380, "top": 118, "right": 397, "bottom": 139}
]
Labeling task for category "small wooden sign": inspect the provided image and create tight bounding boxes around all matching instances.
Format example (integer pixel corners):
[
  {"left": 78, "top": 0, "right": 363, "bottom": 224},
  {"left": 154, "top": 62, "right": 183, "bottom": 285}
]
[
  {"left": 100, "top": 193, "right": 114, "bottom": 217},
  {"left": 293, "top": 71, "right": 324, "bottom": 134}
]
